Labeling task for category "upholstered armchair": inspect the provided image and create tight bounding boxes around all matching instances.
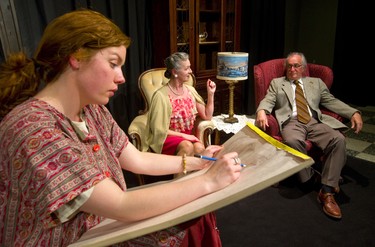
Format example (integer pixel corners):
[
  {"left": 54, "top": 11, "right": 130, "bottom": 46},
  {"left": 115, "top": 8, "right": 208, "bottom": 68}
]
[
  {"left": 253, "top": 58, "right": 344, "bottom": 161},
  {"left": 128, "top": 68, "right": 215, "bottom": 152}
]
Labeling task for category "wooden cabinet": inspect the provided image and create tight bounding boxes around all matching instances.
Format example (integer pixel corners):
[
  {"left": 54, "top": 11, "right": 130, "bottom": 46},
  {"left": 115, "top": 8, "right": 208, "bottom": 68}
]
[{"left": 152, "top": 0, "right": 243, "bottom": 115}]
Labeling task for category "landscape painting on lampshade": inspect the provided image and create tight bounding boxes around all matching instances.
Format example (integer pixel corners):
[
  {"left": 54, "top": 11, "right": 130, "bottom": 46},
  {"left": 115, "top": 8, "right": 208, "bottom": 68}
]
[{"left": 217, "top": 52, "right": 248, "bottom": 81}]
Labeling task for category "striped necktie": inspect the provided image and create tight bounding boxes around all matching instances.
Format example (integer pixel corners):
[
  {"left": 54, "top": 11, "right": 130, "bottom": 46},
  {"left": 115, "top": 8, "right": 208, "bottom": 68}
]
[{"left": 293, "top": 80, "right": 311, "bottom": 124}]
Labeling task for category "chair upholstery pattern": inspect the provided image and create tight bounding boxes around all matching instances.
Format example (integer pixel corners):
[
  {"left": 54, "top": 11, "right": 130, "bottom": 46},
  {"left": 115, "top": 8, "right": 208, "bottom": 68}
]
[
  {"left": 128, "top": 68, "right": 215, "bottom": 152},
  {"left": 253, "top": 58, "right": 344, "bottom": 159}
]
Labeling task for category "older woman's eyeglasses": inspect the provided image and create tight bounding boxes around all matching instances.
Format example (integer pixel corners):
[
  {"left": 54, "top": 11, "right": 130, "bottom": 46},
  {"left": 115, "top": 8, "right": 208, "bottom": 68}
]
[{"left": 287, "top": 63, "right": 303, "bottom": 69}]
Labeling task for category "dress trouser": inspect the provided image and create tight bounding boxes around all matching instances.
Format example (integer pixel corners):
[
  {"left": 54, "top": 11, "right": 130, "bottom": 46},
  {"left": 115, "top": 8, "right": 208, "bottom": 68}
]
[{"left": 281, "top": 117, "right": 346, "bottom": 188}]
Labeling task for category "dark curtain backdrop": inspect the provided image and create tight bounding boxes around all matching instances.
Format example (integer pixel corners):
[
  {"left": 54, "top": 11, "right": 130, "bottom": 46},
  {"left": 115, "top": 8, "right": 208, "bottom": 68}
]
[
  {"left": 13, "top": 0, "right": 152, "bottom": 132},
  {"left": 332, "top": 1, "right": 371, "bottom": 107},
  {"left": 240, "top": 0, "right": 286, "bottom": 114}
]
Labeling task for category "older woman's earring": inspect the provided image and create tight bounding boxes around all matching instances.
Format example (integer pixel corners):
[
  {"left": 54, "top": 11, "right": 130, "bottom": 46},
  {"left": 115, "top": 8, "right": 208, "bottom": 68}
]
[{"left": 174, "top": 74, "right": 178, "bottom": 78}]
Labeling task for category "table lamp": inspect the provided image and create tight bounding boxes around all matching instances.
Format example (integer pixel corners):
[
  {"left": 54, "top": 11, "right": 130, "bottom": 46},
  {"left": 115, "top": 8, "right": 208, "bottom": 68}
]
[{"left": 217, "top": 52, "right": 249, "bottom": 123}]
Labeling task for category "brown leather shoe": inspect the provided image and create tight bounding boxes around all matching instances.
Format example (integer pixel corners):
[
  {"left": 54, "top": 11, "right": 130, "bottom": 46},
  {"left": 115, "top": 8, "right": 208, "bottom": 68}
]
[{"left": 317, "top": 190, "right": 342, "bottom": 219}]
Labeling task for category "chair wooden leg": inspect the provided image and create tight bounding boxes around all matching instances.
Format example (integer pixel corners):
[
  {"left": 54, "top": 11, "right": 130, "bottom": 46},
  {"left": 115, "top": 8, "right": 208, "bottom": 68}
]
[{"left": 214, "top": 129, "right": 221, "bottom": 145}]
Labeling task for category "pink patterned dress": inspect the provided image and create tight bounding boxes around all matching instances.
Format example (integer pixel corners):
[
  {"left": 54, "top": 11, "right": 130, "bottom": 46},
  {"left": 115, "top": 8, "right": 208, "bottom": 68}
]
[{"left": 162, "top": 93, "right": 198, "bottom": 155}]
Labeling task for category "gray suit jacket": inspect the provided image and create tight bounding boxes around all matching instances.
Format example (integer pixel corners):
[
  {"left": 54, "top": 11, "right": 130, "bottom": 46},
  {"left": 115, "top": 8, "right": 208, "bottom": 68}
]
[{"left": 257, "top": 76, "right": 358, "bottom": 131}]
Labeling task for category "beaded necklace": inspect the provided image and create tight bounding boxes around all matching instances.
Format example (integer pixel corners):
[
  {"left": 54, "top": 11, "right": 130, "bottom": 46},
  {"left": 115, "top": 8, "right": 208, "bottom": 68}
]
[{"left": 167, "top": 83, "right": 184, "bottom": 96}]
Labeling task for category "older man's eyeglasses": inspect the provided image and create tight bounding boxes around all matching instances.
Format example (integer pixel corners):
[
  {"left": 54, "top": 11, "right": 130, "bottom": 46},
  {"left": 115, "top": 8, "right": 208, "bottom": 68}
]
[{"left": 287, "top": 63, "right": 303, "bottom": 69}]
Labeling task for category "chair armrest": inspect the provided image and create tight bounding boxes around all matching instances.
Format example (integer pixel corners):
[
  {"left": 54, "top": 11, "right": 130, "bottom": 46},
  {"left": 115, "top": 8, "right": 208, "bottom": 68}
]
[
  {"left": 194, "top": 118, "right": 215, "bottom": 147},
  {"left": 265, "top": 114, "right": 281, "bottom": 137},
  {"left": 128, "top": 114, "right": 148, "bottom": 151}
]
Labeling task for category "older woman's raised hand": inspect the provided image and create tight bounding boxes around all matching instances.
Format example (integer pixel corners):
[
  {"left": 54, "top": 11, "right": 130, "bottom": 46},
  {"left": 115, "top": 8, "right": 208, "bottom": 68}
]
[{"left": 207, "top": 79, "right": 216, "bottom": 95}]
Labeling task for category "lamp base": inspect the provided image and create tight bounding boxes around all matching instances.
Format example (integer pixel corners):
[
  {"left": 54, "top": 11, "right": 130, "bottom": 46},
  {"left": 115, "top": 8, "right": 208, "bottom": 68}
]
[
  {"left": 224, "top": 115, "right": 239, "bottom": 123},
  {"left": 223, "top": 79, "right": 239, "bottom": 124}
]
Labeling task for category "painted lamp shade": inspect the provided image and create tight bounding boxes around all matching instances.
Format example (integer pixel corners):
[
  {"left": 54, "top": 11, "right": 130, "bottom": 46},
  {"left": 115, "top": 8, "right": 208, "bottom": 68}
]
[{"left": 217, "top": 52, "right": 248, "bottom": 81}]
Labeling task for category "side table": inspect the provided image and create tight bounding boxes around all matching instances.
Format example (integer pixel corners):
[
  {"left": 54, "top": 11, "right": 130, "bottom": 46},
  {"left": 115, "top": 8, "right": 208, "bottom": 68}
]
[{"left": 211, "top": 114, "right": 255, "bottom": 144}]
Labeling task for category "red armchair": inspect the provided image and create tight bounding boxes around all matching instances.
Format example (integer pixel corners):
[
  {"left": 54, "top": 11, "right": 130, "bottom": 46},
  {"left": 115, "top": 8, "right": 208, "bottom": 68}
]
[{"left": 253, "top": 58, "right": 344, "bottom": 161}]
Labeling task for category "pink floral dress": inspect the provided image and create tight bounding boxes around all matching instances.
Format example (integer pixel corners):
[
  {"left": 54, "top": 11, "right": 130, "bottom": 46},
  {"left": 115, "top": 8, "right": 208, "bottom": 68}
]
[
  {"left": 169, "top": 94, "right": 196, "bottom": 134},
  {"left": 162, "top": 92, "right": 199, "bottom": 155}
]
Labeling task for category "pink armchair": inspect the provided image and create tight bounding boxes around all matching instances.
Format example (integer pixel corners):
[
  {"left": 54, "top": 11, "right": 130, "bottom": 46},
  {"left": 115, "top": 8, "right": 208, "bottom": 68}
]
[{"left": 253, "top": 58, "right": 344, "bottom": 160}]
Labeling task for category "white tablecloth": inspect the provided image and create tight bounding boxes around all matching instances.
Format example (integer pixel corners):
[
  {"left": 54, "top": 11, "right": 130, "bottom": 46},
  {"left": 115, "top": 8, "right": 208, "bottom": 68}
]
[{"left": 212, "top": 114, "right": 255, "bottom": 134}]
